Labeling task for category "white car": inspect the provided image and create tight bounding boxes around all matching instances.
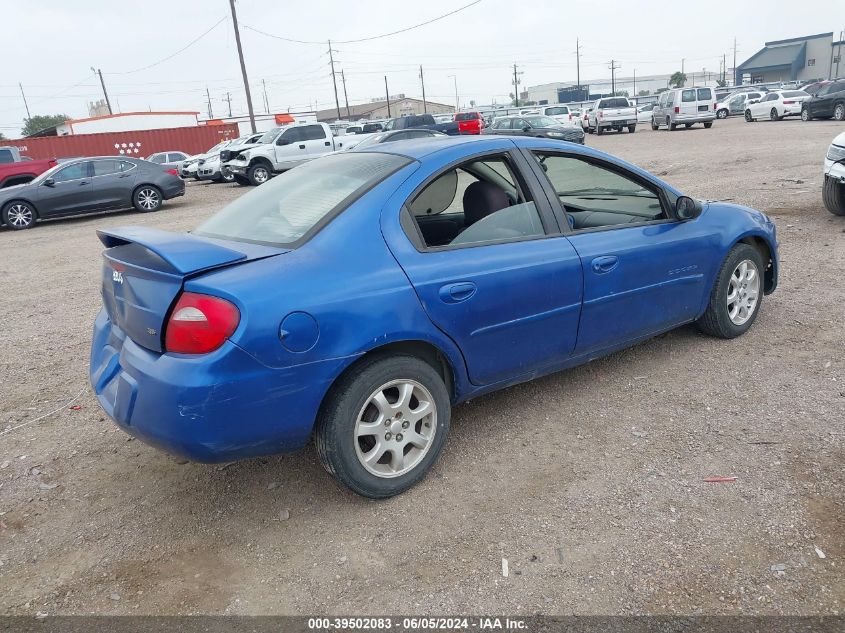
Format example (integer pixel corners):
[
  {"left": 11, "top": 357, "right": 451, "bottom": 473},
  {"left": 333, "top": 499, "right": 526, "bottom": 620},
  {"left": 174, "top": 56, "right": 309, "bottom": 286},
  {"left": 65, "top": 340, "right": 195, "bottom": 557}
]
[
  {"left": 823, "top": 130, "right": 845, "bottom": 216},
  {"left": 744, "top": 90, "right": 811, "bottom": 122},
  {"left": 534, "top": 105, "right": 581, "bottom": 128},
  {"left": 636, "top": 103, "right": 656, "bottom": 123}
]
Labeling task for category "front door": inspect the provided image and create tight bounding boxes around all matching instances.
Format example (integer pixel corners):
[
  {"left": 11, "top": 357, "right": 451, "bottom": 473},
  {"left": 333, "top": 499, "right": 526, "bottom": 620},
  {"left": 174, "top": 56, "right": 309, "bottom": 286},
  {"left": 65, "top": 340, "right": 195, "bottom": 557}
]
[
  {"left": 274, "top": 126, "right": 309, "bottom": 168},
  {"left": 383, "top": 148, "right": 583, "bottom": 385},
  {"left": 525, "top": 149, "right": 715, "bottom": 356},
  {"left": 34, "top": 161, "right": 93, "bottom": 217}
]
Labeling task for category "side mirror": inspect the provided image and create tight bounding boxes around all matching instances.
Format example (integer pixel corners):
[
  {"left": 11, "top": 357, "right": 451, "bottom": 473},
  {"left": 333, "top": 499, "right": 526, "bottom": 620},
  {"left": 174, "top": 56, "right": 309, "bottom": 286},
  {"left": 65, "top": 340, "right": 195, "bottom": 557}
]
[
  {"left": 42, "top": 178, "right": 55, "bottom": 187},
  {"left": 675, "top": 196, "right": 702, "bottom": 220},
  {"left": 276, "top": 138, "right": 291, "bottom": 146},
  {"left": 522, "top": 126, "right": 531, "bottom": 132}
]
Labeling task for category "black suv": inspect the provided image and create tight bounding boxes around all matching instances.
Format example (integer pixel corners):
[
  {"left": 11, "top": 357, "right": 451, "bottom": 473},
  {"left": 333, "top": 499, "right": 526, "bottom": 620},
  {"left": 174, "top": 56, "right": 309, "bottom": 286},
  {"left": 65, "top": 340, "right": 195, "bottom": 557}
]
[{"left": 802, "top": 79, "right": 845, "bottom": 121}]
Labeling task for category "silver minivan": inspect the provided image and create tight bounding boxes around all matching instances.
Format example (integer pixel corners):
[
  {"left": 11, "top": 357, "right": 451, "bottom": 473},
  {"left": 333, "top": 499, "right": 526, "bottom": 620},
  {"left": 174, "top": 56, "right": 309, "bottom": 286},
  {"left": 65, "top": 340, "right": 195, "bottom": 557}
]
[{"left": 652, "top": 87, "right": 716, "bottom": 130}]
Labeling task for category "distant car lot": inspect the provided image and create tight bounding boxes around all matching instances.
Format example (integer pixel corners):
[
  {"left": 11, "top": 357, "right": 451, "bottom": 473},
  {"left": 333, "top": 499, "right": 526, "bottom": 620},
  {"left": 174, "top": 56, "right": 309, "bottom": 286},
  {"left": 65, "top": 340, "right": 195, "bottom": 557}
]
[{"left": 0, "top": 116, "right": 842, "bottom": 616}]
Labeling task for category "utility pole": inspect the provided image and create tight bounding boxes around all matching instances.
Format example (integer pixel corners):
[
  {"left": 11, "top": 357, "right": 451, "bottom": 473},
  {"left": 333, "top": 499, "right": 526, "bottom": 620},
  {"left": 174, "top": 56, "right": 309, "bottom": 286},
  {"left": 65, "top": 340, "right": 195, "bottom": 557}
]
[
  {"left": 228, "top": 0, "right": 256, "bottom": 132},
  {"left": 633, "top": 68, "right": 637, "bottom": 97},
  {"left": 576, "top": 38, "right": 582, "bottom": 96},
  {"left": 18, "top": 83, "right": 30, "bottom": 119},
  {"left": 608, "top": 60, "right": 620, "bottom": 94},
  {"left": 328, "top": 40, "right": 342, "bottom": 120},
  {"left": 91, "top": 67, "right": 112, "bottom": 115},
  {"left": 836, "top": 28, "right": 843, "bottom": 79},
  {"left": 681, "top": 58, "right": 685, "bottom": 75},
  {"left": 512, "top": 64, "right": 520, "bottom": 107},
  {"left": 206, "top": 86, "right": 214, "bottom": 118},
  {"left": 384, "top": 76, "right": 391, "bottom": 117},
  {"left": 452, "top": 75, "right": 459, "bottom": 111},
  {"left": 419, "top": 65, "right": 427, "bottom": 113},
  {"left": 722, "top": 53, "right": 726, "bottom": 84},
  {"left": 732, "top": 37, "right": 738, "bottom": 86},
  {"left": 341, "top": 69, "right": 351, "bottom": 118},
  {"left": 225, "top": 92, "right": 232, "bottom": 117},
  {"left": 261, "top": 79, "right": 269, "bottom": 114}
]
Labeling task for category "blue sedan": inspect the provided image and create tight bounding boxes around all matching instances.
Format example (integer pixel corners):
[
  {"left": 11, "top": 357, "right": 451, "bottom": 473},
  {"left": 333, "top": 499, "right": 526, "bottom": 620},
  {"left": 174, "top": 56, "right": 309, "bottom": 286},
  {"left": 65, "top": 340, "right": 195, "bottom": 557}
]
[{"left": 90, "top": 136, "right": 778, "bottom": 498}]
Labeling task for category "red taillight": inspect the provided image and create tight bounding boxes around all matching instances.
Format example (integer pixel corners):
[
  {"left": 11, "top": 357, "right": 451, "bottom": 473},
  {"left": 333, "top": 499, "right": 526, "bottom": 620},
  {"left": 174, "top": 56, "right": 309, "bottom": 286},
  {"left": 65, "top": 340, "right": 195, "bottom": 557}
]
[
  {"left": 568, "top": 113, "right": 572, "bottom": 120},
  {"left": 165, "top": 168, "right": 178, "bottom": 176},
  {"left": 713, "top": 103, "right": 717, "bottom": 110},
  {"left": 783, "top": 100, "right": 794, "bottom": 104},
  {"left": 674, "top": 106, "right": 680, "bottom": 114},
  {"left": 165, "top": 292, "right": 240, "bottom": 354}
]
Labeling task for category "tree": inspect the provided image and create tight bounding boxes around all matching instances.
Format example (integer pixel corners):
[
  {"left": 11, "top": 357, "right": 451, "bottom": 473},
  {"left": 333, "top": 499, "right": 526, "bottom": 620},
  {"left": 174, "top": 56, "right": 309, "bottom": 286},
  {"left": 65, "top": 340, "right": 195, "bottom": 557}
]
[
  {"left": 613, "top": 90, "right": 629, "bottom": 98},
  {"left": 669, "top": 71, "right": 687, "bottom": 88},
  {"left": 656, "top": 87, "right": 669, "bottom": 94},
  {"left": 638, "top": 89, "right": 650, "bottom": 96},
  {"left": 21, "top": 114, "right": 69, "bottom": 137}
]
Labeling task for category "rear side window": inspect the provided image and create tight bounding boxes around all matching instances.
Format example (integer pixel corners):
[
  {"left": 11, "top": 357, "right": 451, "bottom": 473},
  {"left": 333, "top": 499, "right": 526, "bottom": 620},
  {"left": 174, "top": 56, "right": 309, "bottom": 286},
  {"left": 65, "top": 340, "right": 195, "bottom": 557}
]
[
  {"left": 300, "top": 125, "right": 326, "bottom": 141},
  {"left": 0, "top": 149, "right": 13, "bottom": 163},
  {"left": 196, "top": 153, "right": 410, "bottom": 247},
  {"left": 697, "top": 88, "right": 712, "bottom": 100},
  {"left": 681, "top": 90, "right": 696, "bottom": 102},
  {"left": 148, "top": 154, "right": 166, "bottom": 163}
]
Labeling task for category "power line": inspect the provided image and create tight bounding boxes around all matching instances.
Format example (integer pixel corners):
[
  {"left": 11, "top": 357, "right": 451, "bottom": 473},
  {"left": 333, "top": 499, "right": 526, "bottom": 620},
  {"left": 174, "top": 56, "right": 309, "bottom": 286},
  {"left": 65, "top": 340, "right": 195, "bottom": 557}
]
[
  {"left": 107, "top": 16, "right": 228, "bottom": 75},
  {"left": 242, "top": 0, "right": 482, "bottom": 45}
]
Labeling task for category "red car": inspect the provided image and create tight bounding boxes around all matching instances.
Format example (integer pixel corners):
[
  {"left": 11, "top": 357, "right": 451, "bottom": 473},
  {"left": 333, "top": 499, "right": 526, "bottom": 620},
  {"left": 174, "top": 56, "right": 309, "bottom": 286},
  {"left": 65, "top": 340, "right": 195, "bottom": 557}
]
[{"left": 454, "top": 111, "right": 485, "bottom": 135}]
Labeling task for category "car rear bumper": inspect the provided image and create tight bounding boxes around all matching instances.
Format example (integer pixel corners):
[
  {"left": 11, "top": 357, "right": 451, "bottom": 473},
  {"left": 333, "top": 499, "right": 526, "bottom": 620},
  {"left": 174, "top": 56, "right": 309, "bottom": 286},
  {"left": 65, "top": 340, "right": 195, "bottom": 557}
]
[
  {"left": 161, "top": 178, "right": 185, "bottom": 199},
  {"left": 596, "top": 119, "right": 636, "bottom": 127},
  {"left": 89, "top": 308, "right": 347, "bottom": 462},
  {"left": 673, "top": 113, "right": 716, "bottom": 123}
]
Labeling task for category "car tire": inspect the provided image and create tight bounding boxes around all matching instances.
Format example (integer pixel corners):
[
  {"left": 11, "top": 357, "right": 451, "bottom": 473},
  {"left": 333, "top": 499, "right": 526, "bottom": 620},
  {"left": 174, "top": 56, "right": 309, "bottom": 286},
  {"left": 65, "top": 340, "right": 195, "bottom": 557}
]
[
  {"left": 770, "top": 108, "right": 780, "bottom": 121},
  {"left": 801, "top": 107, "right": 812, "bottom": 122},
  {"left": 744, "top": 110, "right": 753, "bottom": 122},
  {"left": 651, "top": 118, "right": 659, "bottom": 131},
  {"left": 704, "top": 121, "right": 713, "bottom": 129},
  {"left": 247, "top": 162, "right": 271, "bottom": 186},
  {"left": 834, "top": 103, "right": 845, "bottom": 122},
  {"left": 596, "top": 125, "right": 604, "bottom": 136},
  {"left": 132, "top": 185, "right": 163, "bottom": 213},
  {"left": 822, "top": 176, "right": 845, "bottom": 216},
  {"left": 315, "top": 354, "right": 451, "bottom": 499},
  {"left": 1, "top": 200, "right": 36, "bottom": 230},
  {"left": 696, "top": 243, "right": 765, "bottom": 339},
  {"left": 684, "top": 123, "right": 693, "bottom": 128},
  {"left": 628, "top": 125, "right": 636, "bottom": 133},
  {"left": 717, "top": 109, "right": 728, "bottom": 119},
  {"left": 668, "top": 118, "right": 676, "bottom": 131}
]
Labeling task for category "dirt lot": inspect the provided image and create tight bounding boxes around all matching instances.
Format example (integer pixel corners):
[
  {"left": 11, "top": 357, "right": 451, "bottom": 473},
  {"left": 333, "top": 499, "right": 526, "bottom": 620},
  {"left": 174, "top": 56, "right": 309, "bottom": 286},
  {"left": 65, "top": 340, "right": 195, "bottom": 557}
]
[{"left": 0, "top": 116, "right": 843, "bottom": 616}]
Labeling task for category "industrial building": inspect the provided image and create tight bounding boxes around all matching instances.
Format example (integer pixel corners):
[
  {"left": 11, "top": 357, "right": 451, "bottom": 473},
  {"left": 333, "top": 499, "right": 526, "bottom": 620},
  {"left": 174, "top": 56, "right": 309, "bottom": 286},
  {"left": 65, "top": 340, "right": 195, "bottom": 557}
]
[
  {"left": 736, "top": 32, "right": 843, "bottom": 84},
  {"left": 315, "top": 96, "right": 454, "bottom": 122}
]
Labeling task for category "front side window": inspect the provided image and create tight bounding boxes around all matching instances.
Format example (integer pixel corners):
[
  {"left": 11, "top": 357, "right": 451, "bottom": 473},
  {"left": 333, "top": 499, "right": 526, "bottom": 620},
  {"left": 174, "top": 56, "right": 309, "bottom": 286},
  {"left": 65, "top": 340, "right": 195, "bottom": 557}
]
[
  {"left": 53, "top": 162, "right": 89, "bottom": 182},
  {"left": 280, "top": 127, "right": 303, "bottom": 144},
  {"left": 167, "top": 152, "right": 187, "bottom": 162},
  {"left": 493, "top": 119, "right": 511, "bottom": 129},
  {"left": 0, "top": 149, "right": 13, "bottom": 164},
  {"left": 407, "top": 154, "right": 544, "bottom": 248},
  {"left": 532, "top": 153, "right": 665, "bottom": 230},
  {"left": 196, "top": 153, "right": 410, "bottom": 247}
]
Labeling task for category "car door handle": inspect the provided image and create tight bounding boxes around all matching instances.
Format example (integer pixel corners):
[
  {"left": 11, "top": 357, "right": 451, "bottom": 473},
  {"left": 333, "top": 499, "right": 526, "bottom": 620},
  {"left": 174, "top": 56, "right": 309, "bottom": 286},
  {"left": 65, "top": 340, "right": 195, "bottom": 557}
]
[
  {"left": 78, "top": 180, "right": 89, "bottom": 186},
  {"left": 298, "top": 144, "right": 306, "bottom": 149},
  {"left": 438, "top": 282, "right": 477, "bottom": 304},
  {"left": 591, "top": 255, "right": 619, "bottom": 274}
]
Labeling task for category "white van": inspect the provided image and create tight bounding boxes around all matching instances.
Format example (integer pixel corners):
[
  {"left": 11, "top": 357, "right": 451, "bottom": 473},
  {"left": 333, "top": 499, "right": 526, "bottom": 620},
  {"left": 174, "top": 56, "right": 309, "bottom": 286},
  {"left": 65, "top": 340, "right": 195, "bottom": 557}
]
[{"left": 652, "top": 87, "right": 716, "bottom": 131}]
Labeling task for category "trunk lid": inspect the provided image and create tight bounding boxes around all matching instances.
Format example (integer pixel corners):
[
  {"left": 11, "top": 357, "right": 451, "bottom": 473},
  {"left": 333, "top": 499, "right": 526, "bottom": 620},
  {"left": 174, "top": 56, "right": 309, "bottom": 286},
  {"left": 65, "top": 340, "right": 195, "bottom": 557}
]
[{"left": 97, "top": 226, "right": 286, "bottom": 353}]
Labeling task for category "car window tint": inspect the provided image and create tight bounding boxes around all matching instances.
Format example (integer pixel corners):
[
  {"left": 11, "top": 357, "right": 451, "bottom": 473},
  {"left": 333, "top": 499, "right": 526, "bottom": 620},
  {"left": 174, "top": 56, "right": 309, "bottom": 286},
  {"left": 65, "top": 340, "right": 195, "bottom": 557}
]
[
  {"left": 53, "top": 162, "right": 89, "bottom": 182},
  {"left": 167, "top": 153, "right": 186, "bottom": 162},
  {"left": 301, "top": 125, "right": 326, "bottom": 141},
  {"left": 0, "top": 149, "right": 13, "bottom": 163},
  {"left": 544, "top": 106, "right": 568, "bottom": 116},
  {"left": 408, "top": 155, "right": 543, "bottom": 248},
  {"left": 532, "top": 153, "right": 665, "bottom": 229},
  {"left": 494, "top": 119, "right": 511, "bottom": 129},
  {"left": 681, "top": 89, "right": 696, "bottom": 102},
  {"left": 93, "top": 159, "right": 120, "bottom": 176},
  {"left": 196, "top": 153, "right": 409, "bottom": 247},
  {"left": 697, "top": 88, "right": 712, "bottom": 100},
  {"left": 281, "top": 127, "right": 303, "bottom": 143},
  {"left": 118, "top": 160, "right": 135, "bottom": 172},
  {"left": 149, "top": 154, "right": 166, "bottom": 163}
]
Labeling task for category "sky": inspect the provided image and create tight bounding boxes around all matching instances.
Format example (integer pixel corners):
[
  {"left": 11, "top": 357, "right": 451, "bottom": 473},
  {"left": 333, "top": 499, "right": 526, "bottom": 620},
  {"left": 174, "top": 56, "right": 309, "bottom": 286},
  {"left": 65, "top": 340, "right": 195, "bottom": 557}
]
[{"left": 1, "top": 0, "right": 842, "bottom": 137}]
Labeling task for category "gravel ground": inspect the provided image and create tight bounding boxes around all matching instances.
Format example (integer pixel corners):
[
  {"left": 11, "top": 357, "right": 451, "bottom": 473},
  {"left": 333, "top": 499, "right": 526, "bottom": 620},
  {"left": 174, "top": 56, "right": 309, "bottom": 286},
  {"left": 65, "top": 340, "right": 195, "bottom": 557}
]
[{"left": 0, "top": 116, "right": 842, "bottom": 616}]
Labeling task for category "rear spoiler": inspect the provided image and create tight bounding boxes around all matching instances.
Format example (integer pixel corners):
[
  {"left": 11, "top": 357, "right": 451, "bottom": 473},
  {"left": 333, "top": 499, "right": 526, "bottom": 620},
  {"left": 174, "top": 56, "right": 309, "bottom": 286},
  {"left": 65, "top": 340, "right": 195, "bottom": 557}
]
[{"left": 97, "top": 226, "right": 246, "bottom": 275}]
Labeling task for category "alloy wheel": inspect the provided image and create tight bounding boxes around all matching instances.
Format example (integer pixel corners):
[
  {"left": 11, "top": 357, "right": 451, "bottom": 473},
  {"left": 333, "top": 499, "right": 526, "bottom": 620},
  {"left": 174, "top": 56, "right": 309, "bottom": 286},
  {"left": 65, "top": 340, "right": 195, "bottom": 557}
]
[
  {"left": 353, "top": 379, "right": 437, "bottom": 478},
  {"left": 253, "top": 166, "right": 269, "bottom": 183},
  {"left": 6, "top": 203, "right": 33, "bottom": 228},
  {"left": 835, "top": 104, "right": 845, "bottom": 121},
  {"left": 137, "top": 188, "right": 160, "bottom": 210},
  {"left": 727, "top": 259, "right": 760, "bottom": 326}
]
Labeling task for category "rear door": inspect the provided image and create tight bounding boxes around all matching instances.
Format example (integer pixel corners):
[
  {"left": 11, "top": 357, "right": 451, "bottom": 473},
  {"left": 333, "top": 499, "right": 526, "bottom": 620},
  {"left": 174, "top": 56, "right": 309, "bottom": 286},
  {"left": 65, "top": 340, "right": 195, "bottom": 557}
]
[
  {"left": 696, "top": 87, "right": 714, "bottom": 115},
  {"left": 33, "top": 161, "right": 93, "bottom": 217},
  {"left": 300, "top": 124, "right": 333, "bottom": 157},
  {"left": 383, "top": 148, "right": 583, "bottom": 385},
  {"left": 91, "top": 158, "right": 137, "bottom": 209},
  {"left": 679, "top": 89, "right": 698, "bottom": 118}
]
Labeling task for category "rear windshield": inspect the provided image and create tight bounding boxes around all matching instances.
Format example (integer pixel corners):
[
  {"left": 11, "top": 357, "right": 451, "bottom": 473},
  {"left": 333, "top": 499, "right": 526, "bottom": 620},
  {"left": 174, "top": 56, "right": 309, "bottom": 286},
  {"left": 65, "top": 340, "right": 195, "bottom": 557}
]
[
  {"left": 599, "top": 98, "right": 629, "bottom": 108},
  {"left": 454, "top": 112, "right": 478, "bottom": 121},
  {"left": 195, "top": 153, "right": 410, "bottom": 247},
  {"left": 544, "top": 106, "right": 569, "bottom": 115}
]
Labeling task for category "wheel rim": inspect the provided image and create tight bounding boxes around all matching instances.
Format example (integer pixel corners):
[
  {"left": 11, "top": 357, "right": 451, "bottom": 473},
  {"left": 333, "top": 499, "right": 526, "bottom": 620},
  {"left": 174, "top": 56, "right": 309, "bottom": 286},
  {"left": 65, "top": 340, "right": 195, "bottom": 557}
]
[
  {"left": 6, "top": 203, "right": 33, "bottom": 227},
  {"left": 354, "top": 379, "right": 437, "bottom": 478},
  {"left": 836, "top": 105, "right": 845, "bottom": 120},
  {"left": 222, "top": 168, "right": 234, "bottom": 182},
  {"left": 253, "top": 167, "right": 268, "bottom": 183},
  {"left": 801, "top": 109, "right": 809, "bottom": 121},
  {"left": 727, "top": 259, "right": 760, "bottom": 326},
  {"left": 771, "top": 108, "right": 778, "bottom": 120},
  {"left": 137, "top": 189, "right": 159, "bottom": 210}
]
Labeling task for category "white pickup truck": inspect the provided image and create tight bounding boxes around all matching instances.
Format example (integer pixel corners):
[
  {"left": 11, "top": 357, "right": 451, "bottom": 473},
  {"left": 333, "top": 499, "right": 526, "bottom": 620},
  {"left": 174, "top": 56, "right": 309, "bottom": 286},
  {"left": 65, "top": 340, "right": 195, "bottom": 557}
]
[
  {"left": 223, "top": 122, "right": 365, "bottom": 186},
  {"left": 586, "top": 97, "right": 638, "bottom": 135}
]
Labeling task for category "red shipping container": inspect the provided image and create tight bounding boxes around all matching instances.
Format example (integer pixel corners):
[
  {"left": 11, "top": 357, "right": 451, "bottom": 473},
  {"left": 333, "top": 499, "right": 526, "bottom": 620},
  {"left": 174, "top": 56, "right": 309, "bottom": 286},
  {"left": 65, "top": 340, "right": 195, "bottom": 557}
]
[{"left": 2, "top": 125, "right": 241, "bottom": 161}]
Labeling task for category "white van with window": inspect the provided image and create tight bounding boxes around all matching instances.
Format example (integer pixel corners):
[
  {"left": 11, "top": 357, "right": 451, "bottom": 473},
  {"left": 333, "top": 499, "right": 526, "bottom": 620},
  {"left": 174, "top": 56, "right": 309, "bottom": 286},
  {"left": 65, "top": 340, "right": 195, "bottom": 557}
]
[
  {"left": 535, "top": 104, "right": 580, "bottom": 128},
  {"left": 652, "top": 87, "right": 716, "bottom": 131}
]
